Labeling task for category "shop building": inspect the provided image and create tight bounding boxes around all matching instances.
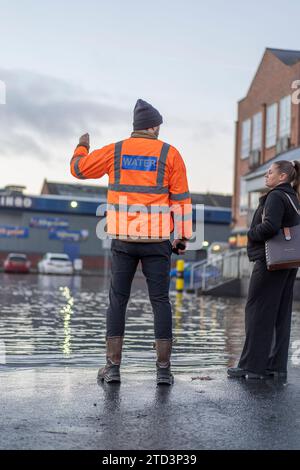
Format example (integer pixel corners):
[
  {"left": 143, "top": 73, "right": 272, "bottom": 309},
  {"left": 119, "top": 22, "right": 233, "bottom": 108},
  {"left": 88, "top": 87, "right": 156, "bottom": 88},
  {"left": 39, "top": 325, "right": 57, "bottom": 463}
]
[{"left": 232, "top": 48, "right": 300, "bottom": 245}]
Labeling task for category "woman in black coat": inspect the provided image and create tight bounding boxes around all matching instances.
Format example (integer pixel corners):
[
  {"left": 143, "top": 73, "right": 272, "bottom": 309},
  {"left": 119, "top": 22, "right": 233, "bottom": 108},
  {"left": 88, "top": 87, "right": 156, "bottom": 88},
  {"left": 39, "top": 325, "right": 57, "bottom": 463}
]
[{"left": 228, "top": 159, "right": 300, "bottom": 380}]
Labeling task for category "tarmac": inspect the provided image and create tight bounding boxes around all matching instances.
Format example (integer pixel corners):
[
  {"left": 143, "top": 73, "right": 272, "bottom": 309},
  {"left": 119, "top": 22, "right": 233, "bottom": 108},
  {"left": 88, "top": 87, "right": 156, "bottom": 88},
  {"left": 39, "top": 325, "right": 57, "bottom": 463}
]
[{"left": 1, "top": 366, "right": 300, "bottom": 450}]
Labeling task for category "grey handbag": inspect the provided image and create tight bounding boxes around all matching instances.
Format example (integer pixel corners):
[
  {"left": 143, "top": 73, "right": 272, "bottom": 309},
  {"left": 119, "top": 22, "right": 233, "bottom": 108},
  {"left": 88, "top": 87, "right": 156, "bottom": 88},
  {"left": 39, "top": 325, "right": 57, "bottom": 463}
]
[{"left": 262, "top": 192, "right": 300, "bottom": 271}]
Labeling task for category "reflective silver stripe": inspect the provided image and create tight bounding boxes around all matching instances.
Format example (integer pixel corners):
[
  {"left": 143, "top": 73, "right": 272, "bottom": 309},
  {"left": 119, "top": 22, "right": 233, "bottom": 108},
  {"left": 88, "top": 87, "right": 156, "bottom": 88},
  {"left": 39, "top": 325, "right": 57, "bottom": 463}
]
[
  {"left": 114, "top": 141, "right": 123, "bottom": 184},
  {"left": 173, "top": 212, "right": 193, "bottom": 221},
  {"left": 108, "top": 184, "right": 169, "bottom": 194},
  {"left": 73, "top": 156, "right": 86, "bottom": 179},
  {"left": 169, "top": 191, "right": 190, "bottom": 201},
  {"left": 156, "top": 143, "right": 170, "bottom": 186},
  {"left": 108, "top": 204, "right": 171, "bottom": 213}
]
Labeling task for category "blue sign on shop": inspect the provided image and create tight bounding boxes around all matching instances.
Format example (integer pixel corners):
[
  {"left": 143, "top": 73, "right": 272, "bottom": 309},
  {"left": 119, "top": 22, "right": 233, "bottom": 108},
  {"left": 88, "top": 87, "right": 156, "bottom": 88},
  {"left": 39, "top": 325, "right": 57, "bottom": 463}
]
[
  {"left": 30, "top": 216, "right": 69, "bottom": 229},
  {"left": 0, "top": 225, "right": 29, "bottom": 238},
  {"left": 48, "top": 228, "right": 89, "bottom": 242}
]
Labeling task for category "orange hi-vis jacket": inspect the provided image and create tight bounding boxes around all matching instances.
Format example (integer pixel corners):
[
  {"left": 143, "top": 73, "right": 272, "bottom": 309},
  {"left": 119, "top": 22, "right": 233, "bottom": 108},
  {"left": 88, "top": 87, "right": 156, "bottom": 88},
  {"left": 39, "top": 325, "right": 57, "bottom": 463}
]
[{"left": 70, "top": 134, "right": 192, "bottom": 240}]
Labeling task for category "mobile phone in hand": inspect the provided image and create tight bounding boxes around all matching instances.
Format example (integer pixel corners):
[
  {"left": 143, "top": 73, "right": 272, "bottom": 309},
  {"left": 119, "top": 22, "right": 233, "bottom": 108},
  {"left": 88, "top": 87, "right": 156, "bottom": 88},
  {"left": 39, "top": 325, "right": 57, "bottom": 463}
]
[{"left": 172, "top": 241, "right": 186, "bottom": 255}]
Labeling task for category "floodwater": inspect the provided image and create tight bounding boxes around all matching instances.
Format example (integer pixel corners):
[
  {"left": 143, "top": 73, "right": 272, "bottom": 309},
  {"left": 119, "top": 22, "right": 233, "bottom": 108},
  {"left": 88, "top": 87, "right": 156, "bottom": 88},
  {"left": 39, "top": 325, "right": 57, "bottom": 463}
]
[{"left": 1, "top": 272, "right": 300, "bottom": 374}]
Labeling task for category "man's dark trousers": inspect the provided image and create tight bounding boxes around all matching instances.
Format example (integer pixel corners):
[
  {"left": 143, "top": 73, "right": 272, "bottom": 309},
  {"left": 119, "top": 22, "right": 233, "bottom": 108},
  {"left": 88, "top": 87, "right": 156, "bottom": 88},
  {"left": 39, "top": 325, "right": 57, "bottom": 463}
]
[
  {"left": 238, "top": 259, "right": 298, "bottom": 374},
  {"left": 106, "top": 239, "right": 173, "bottom": 339}
]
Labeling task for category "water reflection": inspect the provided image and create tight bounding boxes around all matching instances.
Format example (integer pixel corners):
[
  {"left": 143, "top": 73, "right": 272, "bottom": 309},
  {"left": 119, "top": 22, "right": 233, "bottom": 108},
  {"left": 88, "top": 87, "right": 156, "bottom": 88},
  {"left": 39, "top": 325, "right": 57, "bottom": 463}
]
[
  {"left": 0, "top": 273, "right": 300, "bottom": 374},
  {"left": 59, "top": 286, "right": 74, "bottom": 356}
]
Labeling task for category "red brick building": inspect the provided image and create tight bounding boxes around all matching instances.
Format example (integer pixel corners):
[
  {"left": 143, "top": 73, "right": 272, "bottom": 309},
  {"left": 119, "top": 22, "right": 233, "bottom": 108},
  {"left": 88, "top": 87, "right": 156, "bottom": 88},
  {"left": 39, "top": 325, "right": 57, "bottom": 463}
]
[{"left": 231, "top": 48, "right": 300, "bottom": 246}]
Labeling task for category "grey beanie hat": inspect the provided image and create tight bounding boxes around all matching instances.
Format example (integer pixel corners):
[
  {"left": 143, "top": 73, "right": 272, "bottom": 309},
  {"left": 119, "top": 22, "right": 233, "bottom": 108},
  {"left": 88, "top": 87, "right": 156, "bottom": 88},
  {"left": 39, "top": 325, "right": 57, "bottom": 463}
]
[{"left": 133, "top": 99, "right": 163, "bottom": 130}]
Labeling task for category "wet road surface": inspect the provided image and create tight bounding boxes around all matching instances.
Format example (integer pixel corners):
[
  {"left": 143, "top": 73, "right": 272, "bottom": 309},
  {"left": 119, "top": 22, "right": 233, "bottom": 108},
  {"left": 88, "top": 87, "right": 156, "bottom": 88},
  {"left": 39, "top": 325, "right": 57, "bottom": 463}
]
[
  {"left": 1, "top": 368, "right": 300, "bottom": 450},
  {"left": 1, "top": 273, "right": 300, "bottom": 449}
]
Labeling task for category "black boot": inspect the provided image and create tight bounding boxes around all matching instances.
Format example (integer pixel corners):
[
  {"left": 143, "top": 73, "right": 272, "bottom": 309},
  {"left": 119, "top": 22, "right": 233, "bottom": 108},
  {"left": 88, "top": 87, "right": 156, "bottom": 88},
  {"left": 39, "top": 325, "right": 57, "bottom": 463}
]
[
  {"left": 97, "top": 336, "right": 123, "bottom": 383},
  {"left": 155, "top": 339, "right": 174, "bottom": 386}
]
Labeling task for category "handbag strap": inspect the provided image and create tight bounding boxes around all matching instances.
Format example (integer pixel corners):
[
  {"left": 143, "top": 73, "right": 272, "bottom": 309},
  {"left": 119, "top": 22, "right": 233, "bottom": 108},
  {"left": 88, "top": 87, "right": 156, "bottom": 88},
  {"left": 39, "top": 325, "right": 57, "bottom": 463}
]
[
  {"left": 262, "top": 190, "right": 300, "bottom": 221},
  {"left": 283, "top": 192, "right": 300, "bottom": 217}
]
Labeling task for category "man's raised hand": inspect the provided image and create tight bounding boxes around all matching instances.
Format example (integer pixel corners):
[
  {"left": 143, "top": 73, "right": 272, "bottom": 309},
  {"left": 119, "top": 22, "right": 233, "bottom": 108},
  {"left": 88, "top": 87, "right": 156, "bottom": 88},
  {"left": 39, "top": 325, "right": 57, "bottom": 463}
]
[{"left": 79, "top": 133, "right": 90, "bottom": 150}]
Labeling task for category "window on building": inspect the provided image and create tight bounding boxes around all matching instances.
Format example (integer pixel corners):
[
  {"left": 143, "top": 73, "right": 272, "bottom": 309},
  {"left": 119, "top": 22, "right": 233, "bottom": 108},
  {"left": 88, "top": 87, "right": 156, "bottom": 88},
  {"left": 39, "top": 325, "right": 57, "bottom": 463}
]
[
  {"left": 252, "top": 112, "right": 262, "bottom": 151},
  {"left": 279, "top": 95, "right": 291, "bottom": 138},
  {"left": 239, "top": 178, "right": 248, "bottom": 215},
  {"left": 265, "top": 103, "right": 278, "bottom": 148},
  {"left": 250, "top": 192, "right": 261, "bottom": 210},
  {"left": 241, "top": 119, "right": 251, "bottom": 159}
]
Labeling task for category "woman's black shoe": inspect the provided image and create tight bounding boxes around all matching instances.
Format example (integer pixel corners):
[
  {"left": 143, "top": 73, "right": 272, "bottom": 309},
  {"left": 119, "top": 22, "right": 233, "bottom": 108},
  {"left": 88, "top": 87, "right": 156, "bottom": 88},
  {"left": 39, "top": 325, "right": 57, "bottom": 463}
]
[
  {"left": 227, "top": 367, "right": 247, "bottom": 378},
  {"left": 245, "top": 371, "right": 266, "bottom": 380},
  {"left": 227, "top": 367, "right": 266, "bottom": 379}
]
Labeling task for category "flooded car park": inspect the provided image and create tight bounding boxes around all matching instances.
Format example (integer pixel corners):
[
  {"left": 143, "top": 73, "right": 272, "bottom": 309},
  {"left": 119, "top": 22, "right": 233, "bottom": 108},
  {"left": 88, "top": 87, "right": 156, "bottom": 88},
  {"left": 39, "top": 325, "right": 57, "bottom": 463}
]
[
  {"left": 2, "top": 273, "right": 300, "bottom": 450},
  {"left": 1, "top": 272, "right": 300, "bottom": 374}
]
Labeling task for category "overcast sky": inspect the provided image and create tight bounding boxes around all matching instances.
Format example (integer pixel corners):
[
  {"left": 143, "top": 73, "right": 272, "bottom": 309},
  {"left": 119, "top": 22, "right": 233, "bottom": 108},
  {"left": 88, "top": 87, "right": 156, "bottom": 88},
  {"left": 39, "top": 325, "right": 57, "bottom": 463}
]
[{"left": 1, "top": 0, "right": 300, "bottom": 195}]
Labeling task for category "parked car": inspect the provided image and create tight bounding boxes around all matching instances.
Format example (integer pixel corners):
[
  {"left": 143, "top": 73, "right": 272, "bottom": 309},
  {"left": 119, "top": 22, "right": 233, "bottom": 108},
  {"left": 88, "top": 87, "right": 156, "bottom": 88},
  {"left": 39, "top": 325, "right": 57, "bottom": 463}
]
[
  {"left": 38, "top": 253, "right": 73, "bottom": 275},
  {"left": 3, "top": 253, "right": 31, "bottom": 273}
]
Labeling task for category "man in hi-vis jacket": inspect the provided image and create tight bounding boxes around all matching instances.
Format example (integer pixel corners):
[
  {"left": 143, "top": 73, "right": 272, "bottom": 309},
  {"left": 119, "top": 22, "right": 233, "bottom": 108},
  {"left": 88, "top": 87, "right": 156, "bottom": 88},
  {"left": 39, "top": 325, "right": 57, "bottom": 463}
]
[{"left": 70, "top": 99, "right": 192, "bottom": 385}]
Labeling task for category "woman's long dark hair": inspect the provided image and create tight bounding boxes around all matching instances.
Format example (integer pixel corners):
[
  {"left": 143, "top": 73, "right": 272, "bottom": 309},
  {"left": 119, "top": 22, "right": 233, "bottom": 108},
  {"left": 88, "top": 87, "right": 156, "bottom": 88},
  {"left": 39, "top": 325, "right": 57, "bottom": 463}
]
[{"left": 275, "top": 160, "right": 300, "bottom": 199}]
